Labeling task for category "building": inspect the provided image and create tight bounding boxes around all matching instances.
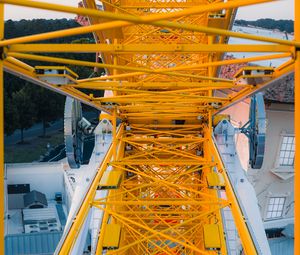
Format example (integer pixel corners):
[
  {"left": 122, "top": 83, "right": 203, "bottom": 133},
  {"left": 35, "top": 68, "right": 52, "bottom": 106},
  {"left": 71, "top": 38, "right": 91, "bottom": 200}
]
[
  {"left": 4, "top": 129, "right": 112, "bottom": 255},
  {"left": 218, "top": 57, "right": 295, "bottom": 254},
  {"left": 4, "top": 162, "right": 66, "bottom": 254},
  {"left": 247, "top": 73, "right": 294, "bottom": 254},
  {"left": 23, "top": 190, "right": 48, "bottom": 209}
]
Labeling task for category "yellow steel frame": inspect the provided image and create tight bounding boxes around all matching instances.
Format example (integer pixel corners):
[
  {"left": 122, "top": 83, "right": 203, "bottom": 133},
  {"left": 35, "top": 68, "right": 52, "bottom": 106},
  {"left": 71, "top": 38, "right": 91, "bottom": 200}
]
[
  {"left": 295, "top": 1, "right": 299, "bottom": 255},
  {"left": 0, "top": 0, "right": 299, "bottom": 254},
  {"left": 0, "top": 2, "right": 3, "bottom": 253}
]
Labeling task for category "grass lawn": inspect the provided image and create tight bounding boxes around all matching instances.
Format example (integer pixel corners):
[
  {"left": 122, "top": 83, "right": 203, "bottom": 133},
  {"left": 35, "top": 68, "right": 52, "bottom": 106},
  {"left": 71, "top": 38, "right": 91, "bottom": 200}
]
[{"left": 4, "top": 131, "right": 64, "bottom": 163}]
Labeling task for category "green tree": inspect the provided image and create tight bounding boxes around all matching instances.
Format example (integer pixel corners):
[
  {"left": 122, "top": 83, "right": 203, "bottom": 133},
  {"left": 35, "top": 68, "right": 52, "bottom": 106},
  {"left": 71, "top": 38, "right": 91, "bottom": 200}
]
[
  {"left": 12, "top": 86, "right": 37, "bottom": 143},
  {"left": 234, "top": 19, "right": 294, "bottom": 33},
  {"left": 30, "top": 86, "right": 65, "bottom": 137},
  {"left": 4, "top": 91, "right": 16, "bottom": 135},
  {"left": 4, "top": 19, "right": 105, "bottom": 139}
]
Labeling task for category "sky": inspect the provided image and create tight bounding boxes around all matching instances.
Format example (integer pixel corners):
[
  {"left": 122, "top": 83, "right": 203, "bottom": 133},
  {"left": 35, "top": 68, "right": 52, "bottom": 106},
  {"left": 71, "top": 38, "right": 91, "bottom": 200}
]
[{"left": 4, "top": 0, "right": 294, "bottom": 21}]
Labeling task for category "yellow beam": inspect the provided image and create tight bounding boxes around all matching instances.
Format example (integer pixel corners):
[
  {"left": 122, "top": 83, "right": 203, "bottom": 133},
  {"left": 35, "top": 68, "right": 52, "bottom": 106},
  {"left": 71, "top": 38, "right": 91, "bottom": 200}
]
[
  {"left": 68, "top": 81, "right": 239, "bottom": 90},
  {"left": 1, "top": 1, "right": 295, "bottom": 254},
  {"left": 96, "top": 207, "right": 210, "bottom": 255},
  {"left": 3, "top": 60, "right": 114, "bottom": 115},
  {"left": 93, "top": 95, "right": 228, "bottom": 103},
  {"left": 99, "top": 166, "right": 223, "bottom": 204},
  {"left": 1, "top": 1, "right": 299, "bottom": 48},
  {"left": 295, "top": 0, "right": 300, "bottom": 253},
  {"left": 2, "top": 0, "right": 272, "bottom": 27},
  {"left": 117, "top": 106, "right": 209, "bottom": 112},
  {"left": 111, "top": 159, "right": 208, "bottom": 165},
  {"left": 9, "top": 43, "right": 292, "bottom": 53},
  {"left": 97, "top": 207, "right": 207, "bottom": 255},
  {"left": 7, "top": 52, "right": 232, "bottom": 82},
  {"left": 0, "top": 3, "right": 4, "bottom": 254},
  {"left": 217, "top": 60, "right": 295, "bottom": 113},
  {"left": 169, "top": 53, "right": 290, "bottom": 72},
  {"left": 57, "top": 125, "right": 123, "bottom": 254},
  {"left": 93, "top": 200, "right": 226, "bottom": 206},
  {"left": 77, "top": 53, "right": 290, "bottom": 82},
  {"left": 210, "top": 139, "right": 258, "bottom": 255},
  {"left": 5, "top": 57, "right": 35, "bottom": 72},
  {"left": 94, "top": 207, "right": 219, "bottom": 255},
  {"left": 122, "top": 137, "right": 207, "bottom": 142},
  {"left": 93, "top": 87, "right": 221, "bottom": 98}
]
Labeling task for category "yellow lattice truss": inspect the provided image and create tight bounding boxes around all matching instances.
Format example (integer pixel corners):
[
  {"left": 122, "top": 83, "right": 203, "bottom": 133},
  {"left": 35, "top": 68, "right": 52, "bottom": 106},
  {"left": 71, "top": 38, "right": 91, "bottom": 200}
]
[
  {"left": 0, "top": 0, "right": 299, "bottom": 255},
  {"left": 94, "top": 124, "right": 229, "bottom": 255}
]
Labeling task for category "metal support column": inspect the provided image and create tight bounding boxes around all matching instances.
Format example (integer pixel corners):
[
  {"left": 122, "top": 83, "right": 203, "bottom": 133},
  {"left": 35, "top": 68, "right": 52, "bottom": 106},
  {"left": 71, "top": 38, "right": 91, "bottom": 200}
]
[
  {"left": 0, "top": 2, "right": 4, "bottom": 254},
  {"left": 295, "top": 0, "right": 299, "bottom": 253}
]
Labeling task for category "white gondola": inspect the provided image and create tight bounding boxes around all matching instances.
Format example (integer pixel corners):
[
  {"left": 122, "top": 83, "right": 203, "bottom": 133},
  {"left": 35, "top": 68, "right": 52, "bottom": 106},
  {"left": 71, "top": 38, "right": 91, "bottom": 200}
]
[
  {"left": 35, "top": 66, "right": 78, "bottom": 85},
  {"left": 234, "top": 66, "right": 275, "bottom": 85}
]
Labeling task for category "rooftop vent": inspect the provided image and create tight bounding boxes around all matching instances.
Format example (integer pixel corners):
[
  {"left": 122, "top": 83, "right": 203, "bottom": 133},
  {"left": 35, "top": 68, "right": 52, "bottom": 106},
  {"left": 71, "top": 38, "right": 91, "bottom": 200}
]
[{"left": 23, "top": 190, "right": 48, "bottom": 209}]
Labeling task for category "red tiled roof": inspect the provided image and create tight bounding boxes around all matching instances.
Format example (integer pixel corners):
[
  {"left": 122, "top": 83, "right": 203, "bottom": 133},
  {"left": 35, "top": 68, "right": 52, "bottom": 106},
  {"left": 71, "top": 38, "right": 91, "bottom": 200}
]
[
  {"left": 264, "top": 72, "right": 294, "bottom": 103},
  {"left": 219, "top": 55, "right": 294, "bottom": 104}
]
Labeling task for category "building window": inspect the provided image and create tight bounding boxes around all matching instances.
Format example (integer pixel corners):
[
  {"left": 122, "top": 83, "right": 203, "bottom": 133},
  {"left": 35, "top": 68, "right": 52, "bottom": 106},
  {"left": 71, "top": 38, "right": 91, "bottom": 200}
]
[
  {"left": 279, "top": 136, "right": 295, "bottom": 166},
  {"left": 266, "top": 197, "right": 285, "bottom": 219}
]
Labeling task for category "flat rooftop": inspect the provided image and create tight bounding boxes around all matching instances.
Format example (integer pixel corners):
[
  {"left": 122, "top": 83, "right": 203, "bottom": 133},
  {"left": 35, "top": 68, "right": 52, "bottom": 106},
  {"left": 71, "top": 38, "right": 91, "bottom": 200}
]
[{"left": 6, "top": 201, "right": 67, "bottom": 235}]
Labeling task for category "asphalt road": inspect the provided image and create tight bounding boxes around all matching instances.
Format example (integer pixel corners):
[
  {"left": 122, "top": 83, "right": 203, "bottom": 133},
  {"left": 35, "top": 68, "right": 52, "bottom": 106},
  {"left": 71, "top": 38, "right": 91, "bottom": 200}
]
[
  {"left": 4, "top": 111, "right": 99, "bottom": 145},
  {"left": 4, "top": 119, "right": 64, "bottom": 146}
]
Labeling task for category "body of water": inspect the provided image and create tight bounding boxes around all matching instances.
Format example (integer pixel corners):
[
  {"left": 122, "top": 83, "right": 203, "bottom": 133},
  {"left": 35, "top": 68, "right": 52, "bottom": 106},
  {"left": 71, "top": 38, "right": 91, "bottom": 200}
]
[{"left": 228, "top": 25, "right": 293, "bottom": 67}]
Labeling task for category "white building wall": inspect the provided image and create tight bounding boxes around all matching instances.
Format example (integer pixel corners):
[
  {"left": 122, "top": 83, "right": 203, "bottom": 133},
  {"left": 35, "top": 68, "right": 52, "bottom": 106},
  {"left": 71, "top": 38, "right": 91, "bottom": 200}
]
[
  {"left": 220, "top": 100, "right": 294, "bottom": 227},
  {"left": 221, "top": 99, "right": 250, "bottom": 169},
  {"left": 5, "top": 162, "right": 65, "bottom": 200},
  {"left": 248, "top": 103, "right": 294, "bottom": 224}
]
